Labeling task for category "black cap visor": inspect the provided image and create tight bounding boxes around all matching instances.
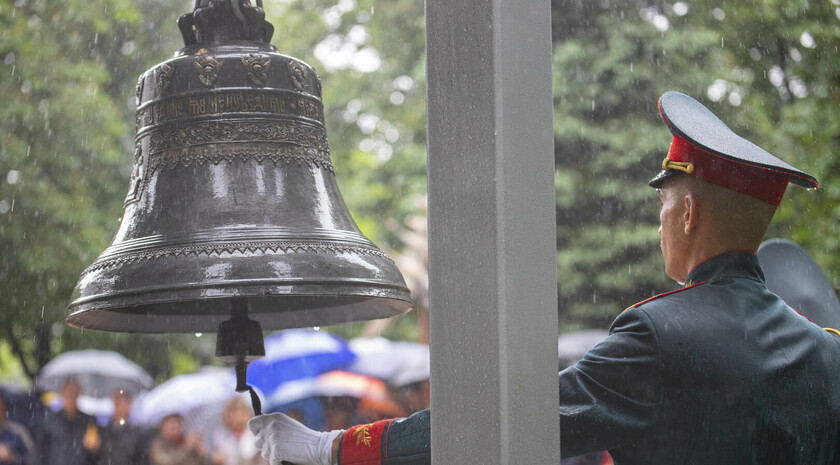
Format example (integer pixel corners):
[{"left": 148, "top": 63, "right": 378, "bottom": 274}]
[{"left": 648, "top": 169, "right": 680, "bottom": 189}]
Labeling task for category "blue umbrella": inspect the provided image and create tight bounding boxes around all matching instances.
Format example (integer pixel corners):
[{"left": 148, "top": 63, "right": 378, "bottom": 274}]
[{"left": 246, "top": 329, "right": 356, "bottom": 394}]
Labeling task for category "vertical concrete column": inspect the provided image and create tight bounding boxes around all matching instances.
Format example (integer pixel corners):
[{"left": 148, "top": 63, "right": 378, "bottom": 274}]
[{"left": 425, "top": 0, "right": 558, "bottom": 462}]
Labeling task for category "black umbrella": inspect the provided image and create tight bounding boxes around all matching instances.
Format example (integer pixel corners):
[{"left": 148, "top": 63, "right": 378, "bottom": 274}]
[{"left": 757, "top": 238, "right": 840, "bottom": 330}]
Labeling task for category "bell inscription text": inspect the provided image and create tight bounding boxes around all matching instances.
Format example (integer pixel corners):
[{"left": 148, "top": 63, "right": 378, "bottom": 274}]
[{"left": 137, "top": 90, "right": 324, "bottom": 130}]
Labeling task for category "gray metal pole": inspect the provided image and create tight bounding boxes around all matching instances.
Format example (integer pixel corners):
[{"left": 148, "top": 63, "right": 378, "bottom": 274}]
[{"left": 425, "top": 0, "right": 558, "bottom": 462}]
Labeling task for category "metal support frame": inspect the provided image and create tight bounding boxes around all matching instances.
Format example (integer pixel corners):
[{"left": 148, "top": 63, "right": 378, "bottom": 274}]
[{"left": 425, "top": 0, "right": 559, "bottom": 462}]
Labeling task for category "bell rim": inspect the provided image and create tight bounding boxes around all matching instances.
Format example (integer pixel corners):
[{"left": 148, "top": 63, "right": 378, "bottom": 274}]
[
  {"left": 66, "top": 289, "right": 414, "bottom": 334},
  {"left": 69, "top": 276, "right": 412, "bottom": 307}
]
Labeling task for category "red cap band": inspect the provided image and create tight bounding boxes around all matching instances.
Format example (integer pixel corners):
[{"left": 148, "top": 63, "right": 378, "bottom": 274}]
[{"left": 667, "top": 135, "right": 789, "bottom": 206}]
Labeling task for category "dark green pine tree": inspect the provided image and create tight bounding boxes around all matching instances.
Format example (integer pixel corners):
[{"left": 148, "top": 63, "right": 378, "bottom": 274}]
[
  {"left": 680, "top": 0, "right": 840, "bottom": 289},
  {"left": 551, "top": 0, "right": 732, "bottom": 328},
  {"left": 552, "top": 0, "right": 840, "bottom": 328}
]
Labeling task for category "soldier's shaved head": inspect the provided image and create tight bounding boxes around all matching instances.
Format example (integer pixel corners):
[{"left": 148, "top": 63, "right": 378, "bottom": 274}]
[
  {"left": 658, "top": 173, "right": 777, "bottom": 282},
  {"left": 673, "top": 174, "right": 776, "bottom": 249}
]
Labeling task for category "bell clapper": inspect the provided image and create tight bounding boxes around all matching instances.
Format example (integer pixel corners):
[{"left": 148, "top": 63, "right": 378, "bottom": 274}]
[{"left": 215, "top": 299, "right": 266, "bottom": 415}]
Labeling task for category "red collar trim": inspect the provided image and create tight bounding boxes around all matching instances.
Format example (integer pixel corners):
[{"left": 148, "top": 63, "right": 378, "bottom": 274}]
[{"left": 625, "top": 281, "right": 706, "bottom": 312}]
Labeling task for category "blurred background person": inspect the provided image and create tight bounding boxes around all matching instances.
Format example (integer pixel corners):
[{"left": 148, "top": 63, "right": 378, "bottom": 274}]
[
  {"left": 149, "top": 414, "right": 205, "bottom": 465},
  {"left": 210, "top": 397, "right": 265, "bottom": 465},
  {"left": 98, "top": 390, "right": 152, "bottom": 465},
  {"left": 320, "top": 396, "right": 361, "bottom": 431},
  {"left": 389, "top": 381, "right": 429, "bottom": 417},
  {"left": 37, "top": 379, "right": 100, "bottom": 465},
  {"left": 382, "top": 342, "right": 430, "bottom": 417},
  {"left": 0, "top": 396, "right": 33, "bottom": 465}
]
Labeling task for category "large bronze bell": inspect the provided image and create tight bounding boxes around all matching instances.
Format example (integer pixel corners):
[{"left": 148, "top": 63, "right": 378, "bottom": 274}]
[{"left": 65, "top": 0, "right": 413, "bottom": 335}]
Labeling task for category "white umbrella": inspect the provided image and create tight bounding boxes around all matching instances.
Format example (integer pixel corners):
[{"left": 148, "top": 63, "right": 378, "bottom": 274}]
[
  {"left": 346, "top": 337, "right": 430, "bottom": 387},
  {"left": 133, "top": 367, "right": 260, "bottom": 450},
  {"left": 36, "top": 349, "right": 154, "bottom": 397},
  {"left": 133, "top": 367, "right": 242, "bottom": 425},
  {"left": 558, "top": 329, "right": 609, "bottom": 368}
]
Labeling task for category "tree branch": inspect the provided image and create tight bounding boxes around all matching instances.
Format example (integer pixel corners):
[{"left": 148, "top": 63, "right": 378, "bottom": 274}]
[
  {"left": 4, "top": 325, "right": 36, "bottom": 383},
  {"left": 775, "top": 38, "right": 792, "bottom": 104}
]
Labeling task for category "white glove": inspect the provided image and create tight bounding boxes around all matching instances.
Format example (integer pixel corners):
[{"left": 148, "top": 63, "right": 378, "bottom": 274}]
[{"left": 249, "top": 412, "right": 343, "bottom": 465}]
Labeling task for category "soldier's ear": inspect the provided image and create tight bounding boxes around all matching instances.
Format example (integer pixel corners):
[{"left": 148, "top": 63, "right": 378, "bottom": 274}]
[{"left": 683, "top": 193, "right": 698, "bottom": 235}]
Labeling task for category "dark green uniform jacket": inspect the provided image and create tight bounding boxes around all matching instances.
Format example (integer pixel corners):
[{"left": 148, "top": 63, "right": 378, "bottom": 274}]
[{"left": 338, "top": 252, "right": 840, "bottom": 465}]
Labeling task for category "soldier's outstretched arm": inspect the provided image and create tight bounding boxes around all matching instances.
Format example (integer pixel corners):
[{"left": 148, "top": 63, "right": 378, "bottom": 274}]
[
  {"left": 558, "top": 307, "right": 663, "bottom": 458},
  {"left": 250, "top": 409, "right": 431, "bottom": 465}
]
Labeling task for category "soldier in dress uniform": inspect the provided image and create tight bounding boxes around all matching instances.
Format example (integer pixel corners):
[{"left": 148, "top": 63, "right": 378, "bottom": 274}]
[{"left": 249, "top": 91, "right": 840, "bottom": 465}]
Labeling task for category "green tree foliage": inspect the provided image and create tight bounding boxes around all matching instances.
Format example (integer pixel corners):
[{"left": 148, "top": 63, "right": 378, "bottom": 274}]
[
  {"left": 551, "top": 0, "right": 840, "bottom": 328},
  {"left": 266, "top": 0, "right": 427, "bottom": 250},
  {"left": 265, "top": 0, "right": 428, "bottom": 341},
  {"left": 0, "top": 0, "right": 213, "bottom": 383},
  {"left": 552, "top": 1, "right": 723, "bottom": 327},
  {"left": 680, "top": 0, "right": 840, "bottom": 289},
  {"left": 2, "top": 0, "right": 838, "bottom": 383}
]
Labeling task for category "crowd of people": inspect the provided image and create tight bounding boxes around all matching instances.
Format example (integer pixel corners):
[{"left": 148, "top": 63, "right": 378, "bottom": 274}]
[{"left": 0, "top": 375, "right": 431, "bottom": 465}]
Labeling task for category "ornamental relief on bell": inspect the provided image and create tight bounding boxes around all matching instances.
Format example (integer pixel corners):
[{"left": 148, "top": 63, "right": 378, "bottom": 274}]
[
  {"left": 287, "top": 60, "right": 307, "bottom": 91},
  {"left": 135, "top": 76, "right": 144, "bottom": 106},
  {"left": 242, "top": 54, "right": 271, "bottom": 87},
  {"left": 155, "top": 63, "right": 175, "bottom": 96},
  {"left": 83, "top": 240, "right": 390, "bottom": 275},
  {"left": 123, "top": 145, "right": 147, "bottom": 206},
  {"left": 145, "top": 121, "right": 333, "bottom": 172},
  {"left": 146, "top": 142, "right": 333, "bottom": 174},
  {"left": 194, "top": 52, "right": 222, "bottom": 87},
  {"left": 148, "top": 121, "right": 329, "bottom": 154}
]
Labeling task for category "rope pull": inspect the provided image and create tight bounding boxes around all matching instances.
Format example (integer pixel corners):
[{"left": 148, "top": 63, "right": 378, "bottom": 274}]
[{"left": 247, "top": 383, "right": 262, "bottom": 416}]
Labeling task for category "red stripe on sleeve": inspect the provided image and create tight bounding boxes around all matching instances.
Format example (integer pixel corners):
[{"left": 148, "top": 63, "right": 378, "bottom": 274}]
[{"left": 339, "top": 419, "right": 393, "bottom": 465}]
